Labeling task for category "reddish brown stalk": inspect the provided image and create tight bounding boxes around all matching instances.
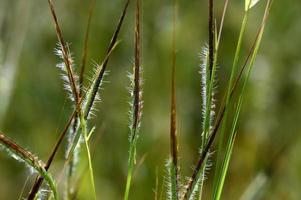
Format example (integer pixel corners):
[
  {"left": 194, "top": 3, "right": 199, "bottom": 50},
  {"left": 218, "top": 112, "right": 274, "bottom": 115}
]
[
  {"left": 85, "top": 0, "right": 131, "bottom": 119},
  {"left": 79, "top": 0, "right": 95, "bottom": 94},
  {"left": 181, "top": 1, "right": 272, "bottom": 198},
  {"left": 26, "top": 0, "right": 130, "bottom": 198},
  {"left": 170, "top": 0, "right": 179, "bottom": 197},
  {"left": 0, "top": 132, "right": 44, "bottom": 167},
  {"left": 208, "top": 0, "right": 215, "bottom": 77},
  {"left": 72, "top": 0, "right": 95, "bottom": 176},
  {"left": 131, "top": 0, "right": 141, "bottom": 140},
  {"left": 27, "top": 110, "right": 76, "bottom": 200},
  {"left": 48, "top": 0, "right": 80, "bottom": 104}
]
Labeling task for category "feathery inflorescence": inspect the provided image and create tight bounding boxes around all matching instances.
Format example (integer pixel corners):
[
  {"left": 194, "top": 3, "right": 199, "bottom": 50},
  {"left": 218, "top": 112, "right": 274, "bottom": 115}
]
[
  {"left": 0, "top": 0, "right": 274, "bottom": 199},
  {"left": 54, "top": 44, "right": 79, "bottom": 103},
  {"left": 166, "top": 1, "right": 180, "bottom": 199},
  {"left": 124, "top": 0, "right": 143, "bottom": 199},
  {"left": 183, "top": 0, "right": 217, "bottom": 198},
  {"left": 0, "top": 132, "right": 58, "bottom": 200},
  {"left": 181, "top": 0, "right": 272, "bottom": 199},
  {"left": 48, "top": 0, "right": 80, "bottom": 105}
]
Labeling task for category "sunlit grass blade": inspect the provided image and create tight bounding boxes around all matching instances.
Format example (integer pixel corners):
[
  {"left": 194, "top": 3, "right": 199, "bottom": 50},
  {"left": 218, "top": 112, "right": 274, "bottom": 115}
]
[
  {"left": 245, "top": 0, "right": 261, "bottom": 11},
  {"left": 212, "top": 1, "right": 272, "bottom": 199},
  {"left": 181, "top": 5, "right": 272, "bottom": 196},
  {"left": 0, "top": 131, "right": 58, "bottom": 200},
  {"left": 212, "top": 2, "right": 251, "bottom": 197}
]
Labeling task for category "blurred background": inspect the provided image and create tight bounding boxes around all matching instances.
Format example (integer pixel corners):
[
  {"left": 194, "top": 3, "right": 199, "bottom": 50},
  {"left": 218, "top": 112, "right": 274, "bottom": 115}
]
[{"left": 0, "top": 0, "right": 301, "bottom": 199}]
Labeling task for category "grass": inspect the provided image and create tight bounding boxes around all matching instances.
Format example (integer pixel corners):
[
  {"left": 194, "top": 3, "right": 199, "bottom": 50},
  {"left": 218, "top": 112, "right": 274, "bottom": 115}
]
[
  {"left": 124, "top": 0, "right": 143, "bottom": 199},
  {"left": 0, "top": 0, "right": 274, "bottom": 199}
]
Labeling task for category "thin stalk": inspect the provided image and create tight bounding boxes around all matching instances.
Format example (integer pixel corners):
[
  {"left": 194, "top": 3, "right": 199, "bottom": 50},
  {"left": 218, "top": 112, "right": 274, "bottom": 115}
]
[
  {"left": 19, "top": 176, "right": 31, "bottom": 200},
  {"left": 68, "top": 126, "right": 104, "bottom": 200},
  {"left": 208, "top": 0, "right": 215, "bottom": 77},
  {"left": 62, "top": 0, "right": 129, "bottom": 197},
  {"left": 212, "top": 7, "right": 250, "bottom": 198},
  {"left": 66, "top": 42, "right": 118, "bottom": 162},
  {"left": 27, "top": 110, "right": 76, "bottom": 200},
  {"left": 195, "top": 0, "right": 216, "bottom": 198},
  {"left": 154, "top": 168, "right": 159, "bottom": 200},
  {"left": 182, "top": 7, "right": 271, "bottom": 197},
  {"left": 217, "top": 0, "right": 230, "bottom": 46},
  {"left": 0, "top": 132, "right": 58, "bottom": 200},
  {"left": 124, "top": 138, "right": 138, "bottom": 200},
  {"left": 168, "top": 1, "right": 179, "bottom": 199},
  {"left": 213, "top": 2, "right": 272, "bottom": 199},
  {"left": 80, "top": 113, "right": 96, "bottom": 200},
  {"left": 124, "top": 0, "right": 142, "bottom": 199},
  {"left": 196, "top": 3, "right": 230, "bottom": 196},
  {"left": 48, "top": 2, "right": 97, "bottom": 199},
  {"left": 84, "top": 0, "right": 131, "bottom": 118},
  {"left": 66, "top": 111, "right": 96, "bottom": 200},
  {"left": 66, "top": 0, "right": 130, "bottom": 164},
  {"left": 47, "top": 2, "right": 83, "bottom": 195},
  {"left": 65, "top": 30, "right": 119, "bottom": 194},
  {"left": 48, "top": 0, "right": 80, "bottom": 104},
  {"left": 79, "top": 0, "right": 95, "bottom": 94}
]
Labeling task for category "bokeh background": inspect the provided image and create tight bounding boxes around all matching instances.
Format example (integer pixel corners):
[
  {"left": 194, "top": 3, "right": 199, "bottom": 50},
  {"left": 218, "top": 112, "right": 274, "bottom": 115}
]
[{"left": 0, "top": 0, "right": 301, "bottom": 199}]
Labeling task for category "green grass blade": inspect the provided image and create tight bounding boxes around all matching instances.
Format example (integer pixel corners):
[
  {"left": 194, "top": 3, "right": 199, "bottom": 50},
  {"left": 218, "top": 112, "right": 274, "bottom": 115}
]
[
  {"left": 212, "top": 7, "right": 249, "bottom": 198},
  {"left": 124, "top": 137, "right": 138, "bottom": 200},
  {"left": 80, "top": 113, "right": 97, "bottom": 200},
  {"left": 212, "top": 1, "right": 272, "bottom": 199}
]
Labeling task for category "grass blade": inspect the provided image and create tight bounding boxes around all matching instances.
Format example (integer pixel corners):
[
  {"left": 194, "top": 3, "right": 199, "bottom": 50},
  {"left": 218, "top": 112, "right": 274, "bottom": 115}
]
[
  {"left": 212, "top": 2, "right": 272, "bottom": 199},
  {"left": 211, "top": 3, "right": 251, "bottom": 198},
  {"left": 181, "top": 5, "right": 272, "bottom": 196}
]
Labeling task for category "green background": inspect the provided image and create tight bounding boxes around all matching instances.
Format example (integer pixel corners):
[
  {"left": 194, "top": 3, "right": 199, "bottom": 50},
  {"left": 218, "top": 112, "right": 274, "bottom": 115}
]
[{"left": 0, "top": 0, "right": 301, "bottom": 199}]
